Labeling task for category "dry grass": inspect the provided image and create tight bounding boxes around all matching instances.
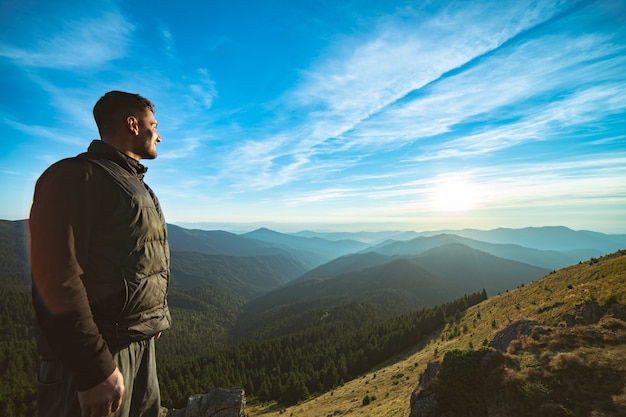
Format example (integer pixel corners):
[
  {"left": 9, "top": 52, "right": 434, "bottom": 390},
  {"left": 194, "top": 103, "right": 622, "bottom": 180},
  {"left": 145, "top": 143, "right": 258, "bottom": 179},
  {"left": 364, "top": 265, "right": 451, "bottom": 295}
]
[{"left": 246, "top": 251, "right": 626, "bottom": 417}]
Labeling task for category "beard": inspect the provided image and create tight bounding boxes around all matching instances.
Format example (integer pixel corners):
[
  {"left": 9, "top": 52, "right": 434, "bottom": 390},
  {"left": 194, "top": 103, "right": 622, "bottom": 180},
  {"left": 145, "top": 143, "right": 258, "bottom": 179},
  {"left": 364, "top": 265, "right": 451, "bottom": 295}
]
[{"left": 134, "top": 133, "right": 158, "bottom": 159}]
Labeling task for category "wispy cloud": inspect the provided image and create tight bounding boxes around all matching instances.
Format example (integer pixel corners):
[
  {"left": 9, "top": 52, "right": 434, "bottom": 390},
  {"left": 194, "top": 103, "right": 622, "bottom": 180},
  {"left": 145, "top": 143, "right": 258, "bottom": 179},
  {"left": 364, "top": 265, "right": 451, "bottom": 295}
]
[
  {"left": 355, "top": 28, "right": 626, "bottom": 154},
  {"left": 416, "top": 82, "right": 626, "bottom": 161},
  {"left": 215, "top": 0, "right": 575, "bottom": 191},
  {"left": 3, "top": 118, "right": 85, "bottom": 147},
  {"left": 188, "top": 68, "right": 218, "bottom": 110},
  {"left": 274, "top": 150, "right": 626, "bottom": 212},
  {"left": 158, "top": 136, "right": 204, "bottom": 160},
  {"left": 160, "top": 24, "right": 176, "bottom": 60},
  {"left": 1, "top": 0, "right": 623, "bottom": 231},
  {"left": 0, "top": 10, "right": 134, "bottom": 69}
]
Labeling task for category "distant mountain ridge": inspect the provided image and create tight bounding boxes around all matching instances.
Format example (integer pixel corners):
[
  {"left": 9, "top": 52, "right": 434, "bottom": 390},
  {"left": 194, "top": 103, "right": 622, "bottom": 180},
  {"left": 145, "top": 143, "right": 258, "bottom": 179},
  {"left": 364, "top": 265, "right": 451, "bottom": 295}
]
[
  {"left": 411, "top": 243, "right": 551, "bottom": 296},
  {"left": 168, "top": 224, "right": 368, "bottom": 270},
  {"left": 2, "top": 220, "right": 623, "bottom": 298},
  {"left": 243, "top": 227, "right": 369, "bottom": 268},
  {"left": 240, "top": 243, "right": 550, "bottom": 337},
  {"left": 426, "top": 226, "right": 626, "bottom": 252},
  {"left": 363, "top": 233, "right": 586, "bottom": 270},
  {"left": 168, "top": 224, "right": 295, "bottom": 258},
  {"left": 292, "top": 225, "right": 626, "bottom": 253}
]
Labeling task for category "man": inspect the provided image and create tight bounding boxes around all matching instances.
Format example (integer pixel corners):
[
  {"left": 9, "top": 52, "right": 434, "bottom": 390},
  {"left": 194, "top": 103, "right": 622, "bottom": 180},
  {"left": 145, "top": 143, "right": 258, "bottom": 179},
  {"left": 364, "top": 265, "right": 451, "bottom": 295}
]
[{"left": 30, "top": 91, "right": 171, "bottom": 417}]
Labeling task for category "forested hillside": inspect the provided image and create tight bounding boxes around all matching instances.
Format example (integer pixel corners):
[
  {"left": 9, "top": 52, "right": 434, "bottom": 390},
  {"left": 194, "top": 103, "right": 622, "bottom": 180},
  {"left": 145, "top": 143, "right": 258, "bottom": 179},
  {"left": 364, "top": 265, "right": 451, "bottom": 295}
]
[
  {"left": 0, "top": 265, "right": 486, "bottom": 414},
  {"left": 157, "top": 291, "right": 487, "bottom": 408},
  {"left": 170, "top": 251, "right": 306, "bottom": 298},
  {"left": 0, "top": 287, "right": 36, "bottom": 417},
  {"left": 1, "top": 219, "right": 624, "bottom": 416},
  {"left": 0, "top": 220, "right": 30, "bottom": 287},
  {"left": 247, "top": 250, "right": 626, "bottom": 417}
]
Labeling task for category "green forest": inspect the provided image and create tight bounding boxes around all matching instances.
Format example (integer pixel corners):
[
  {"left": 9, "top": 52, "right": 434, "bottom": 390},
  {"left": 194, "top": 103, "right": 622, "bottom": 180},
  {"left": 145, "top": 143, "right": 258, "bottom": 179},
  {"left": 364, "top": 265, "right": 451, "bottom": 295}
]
[
  {"left": 0, "top": 287, "right": 38, "bottom": 417},
  {"left": 158, "top": 290, "right": 486, "bottom": 408},
  {"left": 0, "top": 283, "right": 485, "bottom": 415}
]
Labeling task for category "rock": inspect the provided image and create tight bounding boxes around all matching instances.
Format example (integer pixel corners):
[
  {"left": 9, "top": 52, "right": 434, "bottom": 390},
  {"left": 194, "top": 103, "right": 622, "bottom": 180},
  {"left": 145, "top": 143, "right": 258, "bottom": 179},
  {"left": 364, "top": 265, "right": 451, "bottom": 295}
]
[
  {"left": 409, "top": 304, "right": 626, "bottom": 416},
  {"left": 488, "top": 319, "right": 541, "bottom": 353},
  {"left": 419, "top": 362, "right": 441, "bottom": 389},
  {"left": 409, "top": 362, "right": 440, "bottom": 417},
  {"left": 576, "top": 300, "right": 603, "bottom": 324},
  {"left": 166, "top": 388, "right": 246, "bottom": 417},
  {"left": 562, "top": 313, "right": 576, "bottom": 327},
  {"left": 607, "top": 303, "right": 626, "bottom": 321},
  {"left": 409, "top": 389, "right": 438, "bottom": 417},
  {"left": 561, "top": 300, "right": 625, "bottom": 326}
]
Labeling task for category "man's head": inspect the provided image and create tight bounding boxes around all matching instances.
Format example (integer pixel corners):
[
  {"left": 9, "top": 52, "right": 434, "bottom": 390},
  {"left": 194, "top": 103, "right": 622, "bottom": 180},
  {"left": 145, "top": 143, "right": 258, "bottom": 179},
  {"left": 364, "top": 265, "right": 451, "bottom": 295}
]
[{"left": 93, "top": 91, "right": 161, "bottom": 160}]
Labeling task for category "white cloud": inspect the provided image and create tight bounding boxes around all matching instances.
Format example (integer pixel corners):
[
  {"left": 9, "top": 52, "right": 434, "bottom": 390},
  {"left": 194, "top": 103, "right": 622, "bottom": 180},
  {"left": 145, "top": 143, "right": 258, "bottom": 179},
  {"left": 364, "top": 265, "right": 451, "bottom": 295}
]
[
  {"left": 0, "top": 10, "right": 134, "bottom": 69},
  {"left": 289, "top": 0, "right": 568, "bottom": 128},
  {"left": 188, "top": 68, "right": 218, "bottom": 109},
  {"left": 416, "top": 82, "right": 626, "bottom": 161},
  {"left": 160, "top": 25, "right": 176, "bottom": 60},
  {"left": 3, "top": 117, "right": 85, "bottom": 146},
  {"left": 216, "top": 0, "right": 575, "bottom": 191},
  {"left": 157, "top": 137, "right": 204, "bottom": 160}
]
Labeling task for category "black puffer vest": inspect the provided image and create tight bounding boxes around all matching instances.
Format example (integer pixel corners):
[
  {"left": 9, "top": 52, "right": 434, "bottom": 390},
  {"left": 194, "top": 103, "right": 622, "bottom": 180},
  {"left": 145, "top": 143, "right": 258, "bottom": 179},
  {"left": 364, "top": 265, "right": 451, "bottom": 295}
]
[{"left": 78, "top": 143, "right": 171, "bottom": 346}]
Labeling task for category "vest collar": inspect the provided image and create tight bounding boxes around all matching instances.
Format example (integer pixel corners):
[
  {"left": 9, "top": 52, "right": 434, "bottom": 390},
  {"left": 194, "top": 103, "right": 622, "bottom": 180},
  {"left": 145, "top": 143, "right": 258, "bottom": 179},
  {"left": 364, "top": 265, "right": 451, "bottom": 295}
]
[{"left": 87, "top": 140, "right": 148, "bottom": 179}]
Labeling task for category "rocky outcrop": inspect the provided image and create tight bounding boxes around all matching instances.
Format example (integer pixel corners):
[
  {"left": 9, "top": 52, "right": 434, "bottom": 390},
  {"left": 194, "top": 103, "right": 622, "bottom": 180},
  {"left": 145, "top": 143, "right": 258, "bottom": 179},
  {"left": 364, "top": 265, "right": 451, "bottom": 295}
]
[
  {"left": 409, "top": 362, "right": 440, "bottom": 417},
  {"left": 409, "top": 319, "right": 541, "bottom": 417},
  {"left": 488, "top": 319, "right": 541, "bottom": 353},
  {"left": 165, "top": 388, "right": 246, "bottom": 417},
  {"left": 409, "top": 303, "right": 626, "bottom": 417},
  {"left": 562, "top": 299, "right": 626, "bottom": 326}
]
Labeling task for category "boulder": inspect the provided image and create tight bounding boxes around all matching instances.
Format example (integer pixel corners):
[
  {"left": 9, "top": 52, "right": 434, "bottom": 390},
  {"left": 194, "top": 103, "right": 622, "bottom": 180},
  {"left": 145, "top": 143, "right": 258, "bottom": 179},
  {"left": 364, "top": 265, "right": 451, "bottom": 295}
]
[
  {"left": 166, "top": 388, "right": 246, "bottom": 417},
  {"left": 488, "top": 319, "right": 541, "bottom": 353},
  {"left": 409, "top": 362, "right": 440, "bottom": 417}
]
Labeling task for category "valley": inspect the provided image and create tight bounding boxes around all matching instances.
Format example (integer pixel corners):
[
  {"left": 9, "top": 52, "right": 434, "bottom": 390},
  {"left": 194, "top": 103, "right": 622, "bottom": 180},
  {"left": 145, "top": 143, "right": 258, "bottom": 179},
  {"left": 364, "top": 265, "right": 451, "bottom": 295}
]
[{"left": 0, "top": 219, "right": 624, "bottom": 416}]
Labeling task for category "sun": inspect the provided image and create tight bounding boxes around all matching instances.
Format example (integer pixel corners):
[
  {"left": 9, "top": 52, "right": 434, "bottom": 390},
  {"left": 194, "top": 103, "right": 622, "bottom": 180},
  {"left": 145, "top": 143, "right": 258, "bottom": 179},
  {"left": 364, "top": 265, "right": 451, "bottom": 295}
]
[{"left": 430, "top": 175, "right": 480, "bottom": 213}]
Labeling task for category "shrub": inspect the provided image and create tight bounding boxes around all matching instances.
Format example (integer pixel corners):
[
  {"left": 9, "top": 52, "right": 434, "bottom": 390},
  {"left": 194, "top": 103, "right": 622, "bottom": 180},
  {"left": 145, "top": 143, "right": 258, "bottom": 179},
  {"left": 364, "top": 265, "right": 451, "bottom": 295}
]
[
  {"left": 520, "top": 381, "right": 551, "bottom": 402},
  {"left": 431, "top": 348, "right": 502, "bottom": 416},
  {"left": 601, "top": 293, "right": 619, "bottom": 307}
]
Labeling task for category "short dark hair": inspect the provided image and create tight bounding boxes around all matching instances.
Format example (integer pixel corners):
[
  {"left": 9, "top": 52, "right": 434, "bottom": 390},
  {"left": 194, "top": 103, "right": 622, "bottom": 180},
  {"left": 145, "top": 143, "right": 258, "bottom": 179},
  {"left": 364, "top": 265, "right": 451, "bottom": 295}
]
[{"left": 93, "top": 91, "right": 155, "bottom": 137}]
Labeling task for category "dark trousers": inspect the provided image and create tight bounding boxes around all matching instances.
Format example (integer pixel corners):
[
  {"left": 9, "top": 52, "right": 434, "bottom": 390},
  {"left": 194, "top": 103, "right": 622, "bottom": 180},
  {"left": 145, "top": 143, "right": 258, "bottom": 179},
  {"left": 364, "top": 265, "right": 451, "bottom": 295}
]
[{"left": 37, "top": 338, "right": 161, "bottom": 417}]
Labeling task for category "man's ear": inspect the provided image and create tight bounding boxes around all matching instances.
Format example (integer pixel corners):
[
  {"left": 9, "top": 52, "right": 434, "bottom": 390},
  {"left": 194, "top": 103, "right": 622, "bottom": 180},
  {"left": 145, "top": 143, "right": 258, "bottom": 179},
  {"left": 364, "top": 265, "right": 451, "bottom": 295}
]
[{"left": 126, "top": 116, "right": 139, "bottom": 135}]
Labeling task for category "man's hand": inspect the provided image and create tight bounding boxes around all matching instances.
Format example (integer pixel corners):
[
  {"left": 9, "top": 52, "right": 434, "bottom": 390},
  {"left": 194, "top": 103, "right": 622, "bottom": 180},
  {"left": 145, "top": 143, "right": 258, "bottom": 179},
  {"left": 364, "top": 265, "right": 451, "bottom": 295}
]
[{"left": 77, "top": 367, "right": 124, "bottom": 417}]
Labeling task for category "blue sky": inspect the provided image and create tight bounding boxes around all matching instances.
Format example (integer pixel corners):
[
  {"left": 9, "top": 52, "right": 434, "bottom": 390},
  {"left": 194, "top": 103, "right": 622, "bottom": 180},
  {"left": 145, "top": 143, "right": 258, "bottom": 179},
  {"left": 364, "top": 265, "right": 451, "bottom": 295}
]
[{"left": 1, "top": 0, "right": 625, "bottom": 233}]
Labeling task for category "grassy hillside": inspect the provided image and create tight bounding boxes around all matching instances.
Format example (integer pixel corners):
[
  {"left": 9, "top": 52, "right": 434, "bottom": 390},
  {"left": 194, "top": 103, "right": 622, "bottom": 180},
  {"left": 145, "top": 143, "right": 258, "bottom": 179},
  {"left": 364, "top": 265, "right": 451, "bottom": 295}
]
[{"left": 246, "top": 250, "right": 626, "bottom": 417}]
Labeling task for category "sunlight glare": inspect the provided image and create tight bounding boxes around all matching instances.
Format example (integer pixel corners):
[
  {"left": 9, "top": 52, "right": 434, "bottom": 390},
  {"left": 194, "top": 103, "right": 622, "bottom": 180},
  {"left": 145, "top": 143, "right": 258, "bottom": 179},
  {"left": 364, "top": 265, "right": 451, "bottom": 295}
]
[{"left": 430, "top": 175, "right": 480, "bottom": 213}]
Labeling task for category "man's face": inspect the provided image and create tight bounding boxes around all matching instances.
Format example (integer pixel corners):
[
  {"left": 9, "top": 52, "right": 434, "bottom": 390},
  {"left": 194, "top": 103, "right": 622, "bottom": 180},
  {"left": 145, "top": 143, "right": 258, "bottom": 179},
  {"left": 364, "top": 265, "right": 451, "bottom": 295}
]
[{"left": 130, "top": 110, "right": 161, "bottom": 160}]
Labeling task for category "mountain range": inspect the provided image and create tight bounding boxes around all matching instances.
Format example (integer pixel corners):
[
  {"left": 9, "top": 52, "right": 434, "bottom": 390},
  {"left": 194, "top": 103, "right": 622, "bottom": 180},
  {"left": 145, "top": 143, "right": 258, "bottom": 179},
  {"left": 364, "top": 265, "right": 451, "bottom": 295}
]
[
  {"left": 2, "top": 219, "right": 625, "bottom": 301},
  {"left": 1, "top": 218, "right": 625, "bottom": 415},
  {"left": 2, "top": 218, "right": 623, "bottom": 342}
]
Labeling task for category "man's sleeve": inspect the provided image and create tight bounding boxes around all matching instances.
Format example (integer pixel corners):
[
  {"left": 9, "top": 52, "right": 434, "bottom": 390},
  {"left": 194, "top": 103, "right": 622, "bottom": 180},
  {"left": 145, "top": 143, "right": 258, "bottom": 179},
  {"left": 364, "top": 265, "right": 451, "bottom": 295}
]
[{"left": 30, "top": 159, "right": 116, "bottom": 391}]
